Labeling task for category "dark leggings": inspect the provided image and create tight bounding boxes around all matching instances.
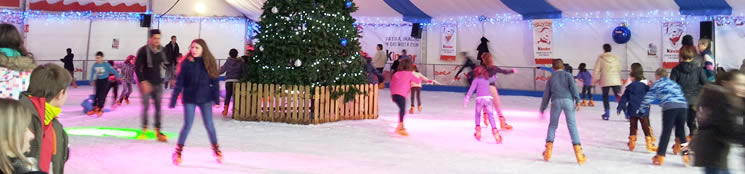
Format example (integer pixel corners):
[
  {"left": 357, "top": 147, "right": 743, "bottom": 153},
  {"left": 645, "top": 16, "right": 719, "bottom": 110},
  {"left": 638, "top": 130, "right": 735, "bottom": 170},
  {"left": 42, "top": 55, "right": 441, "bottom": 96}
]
[
  {"left": 108, "top": 81, "right": 119, "bottom": 102},
  {"left": 410, "top": 87, "right": 421, "bottom": 107},
  {"left": 630, "top": 116, "right": 652, "bottom": 136},
  {"left": 94, "top": 78, "right": 110, "bottom": 108},
  {"left": 657, "top": 108, "right": 688, "bottom": 156},
  {"left": 581, "top": 85, "right": 592, "bottom": 100},
  {"left": 225, "top": 82, "right": 235, "bottom": 107},
  {"left": 687, "top": 106, "right": 697, "bottom": 136},
  {"left": 374, "top": 68, "right": 385, "bottom": 83},
  {"left": 392, "top": 95, "right": 406, "bottom": 123},
  {"left": 602, "top": 86, "right": 621, "bottom": 111}
]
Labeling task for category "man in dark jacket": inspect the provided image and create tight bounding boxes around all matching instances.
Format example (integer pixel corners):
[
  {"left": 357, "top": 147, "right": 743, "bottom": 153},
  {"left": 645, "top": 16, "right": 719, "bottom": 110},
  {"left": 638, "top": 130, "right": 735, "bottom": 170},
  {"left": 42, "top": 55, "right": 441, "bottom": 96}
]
[
  {"left": 476, "top": 37, "right": 489, "bottom": 65},
  {"left": 691, "top": 82, "right": 745, "bottom": 172},
  {"left": 164, "top": 35, "right": 179, "bottom": 89},
  {"left": 135, "top": 29, "right": 168, "bottom": 142},
  {"left": 21, "top": 64, "right": 71, "bottom": 174},
  {"left": 671, "top": 48, "right": 708, "bottom": 140},
  {"left": 59, "top": 48, "right": 77, "bottom": 88}
]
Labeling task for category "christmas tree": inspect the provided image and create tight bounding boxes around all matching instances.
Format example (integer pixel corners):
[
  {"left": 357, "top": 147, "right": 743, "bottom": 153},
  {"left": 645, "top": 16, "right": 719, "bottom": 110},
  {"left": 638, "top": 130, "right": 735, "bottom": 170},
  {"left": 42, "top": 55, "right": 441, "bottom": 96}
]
[{"left": 247, "top": 0, "right": 366, "bottom": 100}]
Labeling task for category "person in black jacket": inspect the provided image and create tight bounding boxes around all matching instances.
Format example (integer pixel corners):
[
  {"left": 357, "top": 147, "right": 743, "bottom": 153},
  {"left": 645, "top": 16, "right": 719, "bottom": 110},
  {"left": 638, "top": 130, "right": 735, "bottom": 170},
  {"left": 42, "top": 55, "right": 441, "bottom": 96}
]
[
  {"left": 59, "top": 48, "right": 77, "bottom": 88},
  {"left": 691, "top": 71, "right": 745, "bottom": 173},
  {"left": 219, "top": 49, "right": 245, "bottom": 117},
  {"left": 135, "top": 29, "right": 168, "bottom": 142},
  {"left": 476, "top": 37, "right": 489, "bottom": 65},
  {"left": 671, "top": 48, "right": 708, "bottom": 140},
  {"left": 164, "top": 35, "right": 179, "bottom": 89}
]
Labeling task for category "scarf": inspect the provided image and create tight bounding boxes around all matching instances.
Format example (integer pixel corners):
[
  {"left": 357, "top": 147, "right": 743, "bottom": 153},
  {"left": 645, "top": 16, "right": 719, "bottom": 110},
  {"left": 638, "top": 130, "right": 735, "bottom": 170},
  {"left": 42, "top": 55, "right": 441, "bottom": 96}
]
[
  {"left": 146, "top": 45, "right": 166, "bottom": 68},
  {"left": 0, "top": 48, "right": 21, "bottom": 57}
]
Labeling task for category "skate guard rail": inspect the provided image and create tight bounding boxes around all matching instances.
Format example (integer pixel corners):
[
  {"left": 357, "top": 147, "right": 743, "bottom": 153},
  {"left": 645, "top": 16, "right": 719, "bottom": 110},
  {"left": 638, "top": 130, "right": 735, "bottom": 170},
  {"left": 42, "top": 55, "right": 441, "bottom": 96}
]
[{"left": 232, "top": 83, "right": 379, "bottom": 124}]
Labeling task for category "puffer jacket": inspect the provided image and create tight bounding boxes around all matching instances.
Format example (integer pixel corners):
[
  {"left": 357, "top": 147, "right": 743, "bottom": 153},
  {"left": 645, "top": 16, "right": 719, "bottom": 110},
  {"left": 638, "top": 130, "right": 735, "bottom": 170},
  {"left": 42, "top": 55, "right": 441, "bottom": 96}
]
[
  {"left": 670, "top": 61, "right": 708, "bottom": 105},
  {"left": 219, "top": 57, "right": 244, "bottom": 81},
  {"left": 0, "top": 49, "right": 35, "bottom": 100},
  {"left": 592, "top": 52, "right": 622, "bottom": 87},
  {"left": 691, "top": 84, "right": 745, "bottom": 169}
]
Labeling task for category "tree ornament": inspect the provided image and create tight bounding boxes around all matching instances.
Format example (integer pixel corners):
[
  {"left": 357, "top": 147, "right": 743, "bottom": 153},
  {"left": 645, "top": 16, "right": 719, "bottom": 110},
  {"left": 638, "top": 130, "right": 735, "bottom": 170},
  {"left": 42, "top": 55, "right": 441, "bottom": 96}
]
[
  {"left": 340, "top": 38, "right": 348, "bottom": 47},
  {"left": 271, "top": 7, "right": 279, "bottom": 14},
  {"left": 612, "top": 23, "right": 631, "bottom": 44},
  {"left": 345, "top": 1, "right": 353, "bottom": 8},
  {"left": 294, "top": 59, "right": 302, "bottom": 67},
  {"left": 259, "top": 46, "right": 264, "bottom": 51}
]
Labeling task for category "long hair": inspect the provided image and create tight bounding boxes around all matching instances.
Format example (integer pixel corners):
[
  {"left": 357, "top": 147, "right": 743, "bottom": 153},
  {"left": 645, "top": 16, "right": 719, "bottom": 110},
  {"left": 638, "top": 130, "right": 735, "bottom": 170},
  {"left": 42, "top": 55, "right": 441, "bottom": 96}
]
[
  {"left": 397, "top": 59, "right": 414, "bottom": 71},
  {"left": 125, "top": 55, "right": 136, "bottom": 64},
  {"left": 0, "top": 24, "right": 31, "bottom": 57},
  {"left": 481, "top": 53, "right": 494, "bottom": 67},
  {"left": 0, "top": 99, "right": 33, "bottom": 174},
  {"left": 181, "top": 39, "right": 219, "bottom": 79},
  {"left": 473, "top": 66, "right": 489, "bottom": 79}
]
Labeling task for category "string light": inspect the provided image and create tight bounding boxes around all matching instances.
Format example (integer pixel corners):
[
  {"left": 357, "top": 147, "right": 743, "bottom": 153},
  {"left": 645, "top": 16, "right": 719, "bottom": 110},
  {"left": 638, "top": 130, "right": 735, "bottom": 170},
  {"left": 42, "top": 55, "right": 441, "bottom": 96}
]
[{"left": 0, "top": 9, "right": 249, "bottom": 25}]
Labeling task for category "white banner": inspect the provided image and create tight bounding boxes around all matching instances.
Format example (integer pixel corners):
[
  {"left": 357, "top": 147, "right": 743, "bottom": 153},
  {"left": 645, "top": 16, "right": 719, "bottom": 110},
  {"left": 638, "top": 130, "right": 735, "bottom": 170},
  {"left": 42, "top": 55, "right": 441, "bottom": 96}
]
[
  {"left": 533, "top": 19, "right": 554, "bottom": 65},
  {"left": 662, "top": 21, "right": 686, "bottom": 69},
  {"left": 440, "top": 25, "right": 456, "bottom": 61},
  {"left": 358, "top": 24, "right": 421, "bottom": 65}
]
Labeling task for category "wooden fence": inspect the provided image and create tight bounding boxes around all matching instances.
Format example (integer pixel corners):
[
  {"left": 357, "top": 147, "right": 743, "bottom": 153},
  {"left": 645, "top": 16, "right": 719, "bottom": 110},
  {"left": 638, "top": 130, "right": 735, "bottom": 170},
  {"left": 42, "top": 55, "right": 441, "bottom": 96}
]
[{"left": 232, "top": 83, "right": 379, "bottom": 124}]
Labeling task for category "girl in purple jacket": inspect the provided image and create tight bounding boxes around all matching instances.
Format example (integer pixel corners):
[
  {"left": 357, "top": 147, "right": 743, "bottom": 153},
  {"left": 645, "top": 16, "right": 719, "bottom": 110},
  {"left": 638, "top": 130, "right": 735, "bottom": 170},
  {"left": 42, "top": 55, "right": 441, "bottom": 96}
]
[{"left": 464, "top": 66, "right": 502, "bottom": 144}]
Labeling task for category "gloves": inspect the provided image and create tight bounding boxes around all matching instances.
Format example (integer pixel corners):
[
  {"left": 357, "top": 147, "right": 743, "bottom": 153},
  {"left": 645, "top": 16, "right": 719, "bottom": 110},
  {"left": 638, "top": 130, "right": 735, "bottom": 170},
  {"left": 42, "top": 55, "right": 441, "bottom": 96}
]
[
  {"left": 512, "top": 68, "right": 518, "bottom": 74},
  {"left": 462, "top": 98, "right": 469, "bottom": 108}
]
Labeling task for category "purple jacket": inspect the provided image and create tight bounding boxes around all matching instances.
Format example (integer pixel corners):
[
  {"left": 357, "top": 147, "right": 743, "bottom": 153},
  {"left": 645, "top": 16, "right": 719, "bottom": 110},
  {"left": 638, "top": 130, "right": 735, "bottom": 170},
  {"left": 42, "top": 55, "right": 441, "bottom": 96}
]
[{"left": 575, "top": 71, "right": 592, "bottom": 86}]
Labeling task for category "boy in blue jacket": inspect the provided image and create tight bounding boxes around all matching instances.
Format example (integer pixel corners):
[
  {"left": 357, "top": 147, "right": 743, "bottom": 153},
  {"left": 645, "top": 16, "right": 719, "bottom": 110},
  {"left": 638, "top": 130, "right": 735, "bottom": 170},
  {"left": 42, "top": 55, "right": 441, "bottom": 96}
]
[
  {"left": 617, "top": 71, "right": 657, "bottom": 152},
  {"left": 638, "top": 68, "right": 690, "bottom": 166},
  {"left": 87, "top": 51, "right": 121, "bottom": 116}
]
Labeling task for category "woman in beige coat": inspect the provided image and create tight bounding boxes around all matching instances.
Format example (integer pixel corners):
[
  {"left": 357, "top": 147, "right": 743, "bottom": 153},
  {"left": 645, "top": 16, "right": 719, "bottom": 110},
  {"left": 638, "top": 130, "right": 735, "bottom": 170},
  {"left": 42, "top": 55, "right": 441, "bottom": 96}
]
[{"left": 593, "top": 44, "right": 622, "bottom": 120}]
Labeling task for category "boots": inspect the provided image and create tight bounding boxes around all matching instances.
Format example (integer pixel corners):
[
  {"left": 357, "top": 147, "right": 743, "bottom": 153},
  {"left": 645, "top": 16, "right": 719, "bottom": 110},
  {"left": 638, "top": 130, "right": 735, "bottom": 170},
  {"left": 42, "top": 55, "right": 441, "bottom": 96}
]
[
  {"left": 652, "top": 155, "right": 665, "bottom": 166},
  {"left": 499, "top": 116, "right": 513, "bottom": 130},
  {"left": 222, "top": 105, "right": 229, "bottom": 116},
  {"left": 483, "top": 112, "right": 489, "bottom": 127},
  {"left": 396, "top": 123, "right": 408, "bottom": 136},
  {"left": 418, "top": 106, "right": 422, "bottom": 112},
  {"left": 573, "top": 144, "right": 587, "bottom": 165},
  {"left": 474, "top": 126, "right": 482, "bottom": 141},
  {"left": 72, "top": 81, "right": 78, "bottom": 88},
  {"left": 628, "top": 135, "right": 637, "bottom": 151},
  {"left": 645, "top": 136, "right": 658, "bottom": 152},
  {"left": 86, "top": 107, "right": 100, "bottom": 116},
  {"left": 155, "top": 128, "right": 168, "bottom": 142},
  {"left": 409, "top": 107, "right": 415, "bottom": 114},
  {"left": 378, "top": 83, "right": 385, "bottom": 89},
  {"left": 137, "top": 127, "right": 148, "bottom": 140},
  {"left": 672, "top": 139, "right": 681, "bottom": 155},
  {"left": 602, "top": 110, "right": 610, "bottom": 120},
  {"left": 579, "top": 99, "right": 587, "bottom": 107},
  {"left": 172, "top": 144, "right": 183, "bottom": 165},
  {"left": 212, "top": 144, "right": 223, "bottom": 164},
  {"left": 588, "top": 100, "right": 595, "bottom": 107},
  {"left": 542, "top": 142, "right": 553, "bottom": 161},
  {"left": 492, "top": 128, "right": 502, "bottom": 144}
]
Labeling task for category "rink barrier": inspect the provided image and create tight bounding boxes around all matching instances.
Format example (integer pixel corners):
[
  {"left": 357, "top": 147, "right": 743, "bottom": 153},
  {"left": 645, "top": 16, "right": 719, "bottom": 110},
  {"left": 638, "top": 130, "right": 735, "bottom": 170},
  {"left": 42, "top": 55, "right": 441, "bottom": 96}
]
[{"left": 233, "top": 83, "right": 379, "bottom": 124}]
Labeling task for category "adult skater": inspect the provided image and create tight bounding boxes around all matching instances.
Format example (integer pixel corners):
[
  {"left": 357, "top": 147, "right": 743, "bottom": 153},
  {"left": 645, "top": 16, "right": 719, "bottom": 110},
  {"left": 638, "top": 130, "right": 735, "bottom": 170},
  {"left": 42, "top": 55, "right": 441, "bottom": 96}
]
[
  {"left": 135, "top": 29, "right": 168, "bottom": 142},
  {"left": 593, "top": 44, "right": 622, "bottom": 120},
  {"left": 60, "top": 48, "right": 77, "bottom": 88}
]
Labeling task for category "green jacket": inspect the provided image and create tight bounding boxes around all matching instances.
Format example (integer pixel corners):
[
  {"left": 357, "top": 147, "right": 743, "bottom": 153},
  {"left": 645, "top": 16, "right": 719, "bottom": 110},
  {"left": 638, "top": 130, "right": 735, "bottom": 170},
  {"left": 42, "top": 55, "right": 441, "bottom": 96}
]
[{"left": 20, "top": 94, "right": 69, "bottom": 174}]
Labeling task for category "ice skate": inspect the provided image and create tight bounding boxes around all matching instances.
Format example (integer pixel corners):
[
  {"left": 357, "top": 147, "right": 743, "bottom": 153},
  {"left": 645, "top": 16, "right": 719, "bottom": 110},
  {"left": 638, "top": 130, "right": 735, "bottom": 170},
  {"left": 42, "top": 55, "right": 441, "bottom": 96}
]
[
  {"left": 573, "top": 144, "right": 587, "bottom": 165},
  {"left": 579, "top": 99, "right": 587, "bottom": 107},
  {"left": 652, "top": 155, "right": 664, "bottom": 166},
  {"left": 628, "top": 135, "right": 637, "bottom": 151},
  {"left": 378, "top": 83, "right": 385, "bottom": 89},
  {"left": 492, "top": 128, "right": 502, "bottom": 144},
  {"left": 87, "top": 107, "right": 100, "bottom": 116},
  {"left": 474, "top": 125, "right": 482, "bottom": 141},
  {"left": 212, "top": 144, "right": 223, "bottom": 164},
  {"left": 588, "top": 100, "right": 595, "bottom": 107},
  {"left": 96, "top": 108, "right": 103, "bottom": 117},
  {"left": 396, "top": 123, "right": 408, "bottom": 136},
  {"left": 417, "top": 105, "right": 422, "bottom": 112},
  {"left": 155, "top": 128, "right": 168, "bottom": 142},
  {"left": 681, "top": 144, "right": 691, "bottom": 167},
  {"left": 672, "top": 139, "right": 681, "bottom": 155},
  {"left": 124, "top": 98, "right": 130, "bottom": 105},
  {"left": 409, "top": 107, "right": 414, "bottom": 114},
  {"left": 222, "top": 105, "right": 229, "bottom": 116},
  {"left": 499, "top": 116, "right": 512, "bottom": 130},
  {"left": 542, "top": 142, "right": 553, "bottom": 162},
  {"left": 172, "top": 144, "right": 183, "bottom": 165},
  {"left": 645, "top": 136, "right": 658, "bottom": 152}
]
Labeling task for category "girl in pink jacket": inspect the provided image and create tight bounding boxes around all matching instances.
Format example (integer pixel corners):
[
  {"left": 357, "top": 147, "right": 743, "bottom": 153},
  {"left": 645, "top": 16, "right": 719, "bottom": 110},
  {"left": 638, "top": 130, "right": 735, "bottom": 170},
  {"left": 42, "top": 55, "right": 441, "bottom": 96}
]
[{"left": 390, "top": 59, "right": 430, "bottom": 136}]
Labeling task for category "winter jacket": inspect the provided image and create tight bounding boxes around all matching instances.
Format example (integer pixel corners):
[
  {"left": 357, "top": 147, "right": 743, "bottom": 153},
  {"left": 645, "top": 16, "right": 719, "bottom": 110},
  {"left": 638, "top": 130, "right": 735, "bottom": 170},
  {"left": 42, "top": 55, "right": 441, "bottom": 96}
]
[
  {"left": 219, "top": 57, "right": 245, "bottom": 81},
  {"left": 691, "top": 84, "right": 745, "bottom": 169},
  {"left": 373, "top": 50, "right": 386, "bottom": 68},
  {"left": 164, "top": 42, "right": 179, "bottom": 66},
  {"left": 170, "top": 57, "right": 220, "bottom": 107},
  {"left": 60, "top": 54, "right": 74, "bottom": 71},
  {"left": 390, "top": 71, "right": 422, "bottom": 98},
  {"left": 89, "top": 62, "right": 120, "bottom": 80},
  {"left": 0, "top": 48, "right": 35, "bottom": 100},
  {"left": 617, "top": 81, "right": 650, "bottom": 117},
  {"left": 574, "top": 71, "right": 592, "bottom": 86},
  {"left": 638, "top": 77, "right": 688, "bottom": 113},
  {"left": 465, "top": 76, "right": 498, "bottom": 99},
  {"left": 540, "top": 70, "right": 580, "bottom": 113},
  {"left": 592, "top": 52, "right": 622, "bottom": 87},
  {"left": 670, "top": 61, "right": 707, "bottom": 105},
  {"left": 135, "top": 45, "right": 166, "bottom": 85},
  {"left": 0, "top": 158, "right": 46, "bottom": 174},
  {"left": 118, "top": 62, "right": 136, "bottom": 83},
  {"left": 19, "top": 94, "right": 68, "bottom": 174},
  {"left": 619, "top": 78, "right": 649, "bottom": 96}
]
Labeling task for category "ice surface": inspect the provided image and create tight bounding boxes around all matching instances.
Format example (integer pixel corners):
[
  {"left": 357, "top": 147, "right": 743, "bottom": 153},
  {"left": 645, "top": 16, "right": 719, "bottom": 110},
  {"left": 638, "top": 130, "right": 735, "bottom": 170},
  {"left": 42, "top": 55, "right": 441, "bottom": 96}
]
[{"left": 58, "top": 85, "right": 743, "bottom": 174}]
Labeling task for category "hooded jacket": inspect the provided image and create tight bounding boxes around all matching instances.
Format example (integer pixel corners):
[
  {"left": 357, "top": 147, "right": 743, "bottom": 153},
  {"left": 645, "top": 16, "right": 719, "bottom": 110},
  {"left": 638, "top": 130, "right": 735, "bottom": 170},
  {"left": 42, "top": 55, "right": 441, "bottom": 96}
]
[
  {"left": 0, "top": 49, "right": 36, "bottom": 99},
  {"left": 19, "top": 94, "right": 68, "bottom": 174},
  {"left": 691, "top": 84, "right": 745, "bottom": 169},
  {"left": 592, "top": 52, "right": 622, "bottom": 87},
  {"left": 219, "top": 57, "right": 245, "bottom": 81},
  {"left": 670, "top": 61, "right": 708, "bottom": 105}
]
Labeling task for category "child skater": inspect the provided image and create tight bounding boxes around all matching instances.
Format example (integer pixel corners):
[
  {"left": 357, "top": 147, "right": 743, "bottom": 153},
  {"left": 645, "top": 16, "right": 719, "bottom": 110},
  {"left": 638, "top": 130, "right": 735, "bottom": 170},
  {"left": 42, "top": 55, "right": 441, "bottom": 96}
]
[
  {"left": 638, "top": 68, "right": 690, "bottom": 166},
  {"left": 463, "top": 66, "right": 502, "bottom": 143},
  {"left": 409, "top": 64, "right": 438, "bottom": 114},
  {"left": 117, "top": 55, "right": 136, "bottom": 105},
  {"left": 87, "top": 51, "right": 120, "bottom": 116},
  {"left": 169, "top": 39, "right": 223, "bottom": 165},
  {"left": 482, "top": 53, "right": 516, "bottom": 129},
  {"left": 575, "top": 63, "right": 593, "bottom": 107},
  {"left": 539, "top": 59, "right": 586, "bottom": 165},
  {"left": 390, "top": 59, "right": 430, "bottom": 136},
  {"left": 617, "top": 70, "right": 658, "bottom": 152},
  {"left": 107, "top": 60, "right": 121, "bottom": 109}
]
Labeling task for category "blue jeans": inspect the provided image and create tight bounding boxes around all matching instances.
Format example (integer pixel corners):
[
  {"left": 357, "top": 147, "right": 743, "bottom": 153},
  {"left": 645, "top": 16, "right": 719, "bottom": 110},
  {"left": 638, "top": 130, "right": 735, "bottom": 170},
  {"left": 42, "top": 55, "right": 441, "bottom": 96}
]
[
  {"left": 704, "top": 168, "right": 730, "bottom": 174},
  {"left": 546, "top": 98, "right": 581, "bottom": 145},
  {"left": 177, "top": 102, "right": 219, "bottom": 145}
]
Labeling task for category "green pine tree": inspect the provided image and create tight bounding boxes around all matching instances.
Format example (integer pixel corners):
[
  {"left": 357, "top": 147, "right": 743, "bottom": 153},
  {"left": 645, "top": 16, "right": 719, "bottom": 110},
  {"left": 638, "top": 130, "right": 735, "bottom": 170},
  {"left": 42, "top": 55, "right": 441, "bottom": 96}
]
[{"left": 247, "top": 0, "right": 366, "bottom": 101}]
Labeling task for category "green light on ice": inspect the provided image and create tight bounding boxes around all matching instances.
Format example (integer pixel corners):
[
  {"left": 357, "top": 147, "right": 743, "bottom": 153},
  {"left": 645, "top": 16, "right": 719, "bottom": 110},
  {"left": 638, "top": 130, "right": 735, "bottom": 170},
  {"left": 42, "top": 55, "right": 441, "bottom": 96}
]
[{"left": 64, "top": 127, "right": 177, "bottom": 140}]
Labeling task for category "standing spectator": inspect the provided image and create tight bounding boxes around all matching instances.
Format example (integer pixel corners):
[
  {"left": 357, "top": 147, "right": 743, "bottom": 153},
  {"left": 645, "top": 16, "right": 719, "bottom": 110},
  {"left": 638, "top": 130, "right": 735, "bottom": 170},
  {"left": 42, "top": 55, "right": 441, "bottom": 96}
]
[
  {"left": 670, "top": 48, "right": 708, "bottom": 141},
  {"left": 698, "top": 38, "right": 715, "bottom": 82},
  {"left": 390, "top": 49, "right": 410, "bottom": 74},
  {"left": 0, "top": 24, "right": 36, "bottom": 100},
  {"left": 135, "top": 29, "right": 168, "bottom": 142},
  {"left": 592, "top": 44, "right": 622, "bottom": 120},
  {"left": 164, "top": 35, "right": 179, "bottom": 89},
  {"left": 219, "top": 49, "right": 245, "bottom": 117},
  {"left": 373, "top": 44, "right": 386, "bottom": 89},
  {"left": 363, "top": 52, "right": 384, "bottom": 86},
  {"left": 59, "top": 48, "right": 77, "bottom": 88}
]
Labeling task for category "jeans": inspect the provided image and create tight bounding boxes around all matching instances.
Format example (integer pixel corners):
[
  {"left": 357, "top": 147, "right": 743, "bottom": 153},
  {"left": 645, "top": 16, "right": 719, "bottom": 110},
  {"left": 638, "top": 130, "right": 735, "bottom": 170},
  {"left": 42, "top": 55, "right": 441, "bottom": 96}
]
[
  {"left": 602, "top": 86, "right": 621, "bottom": 113},
  {"left": 475, "top": 97, "right": 497, "bottom": 129},
  {"left": 372, "top": 68, "right": 384, "bottom": 83},
  {"left": 225, "top": 82, "right": 235, "bottom": 107},
  {"left": 687, "top": 106, "right": 698, "bottom": 136},
  {"left": 119, "top": 82, "right": 133, "bottom": 101},
  {"left": 141, "top": 84, "right": 163, "bottom": 129},
  {"left": 392, "top": 95, "right": 406, "bottom": 123},
  {"left": 177, "top": 102, "right": 218, "bottom": 145},
  {"left": 164, "top": 65, "right": 175, "bottom": 89},
  {"left": 581, "top": 85, "right": 592, "bottom": 100},
  {"left": 546, "top": 98, "right": 581, "bottom": 145},
  {"left": 410, "top": 87, "right": 421, "bottom": 107},
  {"left": 657, "top": 108, "right": 688, "bottom": 156},
  {"left": 93, "top": 78, "right": 110, "bottom": 108},
  {"left": 704, "top": 168, "right": 731, "bottom": 174}
]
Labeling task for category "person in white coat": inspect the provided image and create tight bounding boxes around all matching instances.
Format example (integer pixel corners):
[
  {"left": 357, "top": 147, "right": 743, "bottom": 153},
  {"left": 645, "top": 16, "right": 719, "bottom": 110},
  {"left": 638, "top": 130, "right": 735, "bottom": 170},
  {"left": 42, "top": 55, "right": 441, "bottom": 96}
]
[{"left": 592, "top": 44, "right": 622, "bottom": 120}]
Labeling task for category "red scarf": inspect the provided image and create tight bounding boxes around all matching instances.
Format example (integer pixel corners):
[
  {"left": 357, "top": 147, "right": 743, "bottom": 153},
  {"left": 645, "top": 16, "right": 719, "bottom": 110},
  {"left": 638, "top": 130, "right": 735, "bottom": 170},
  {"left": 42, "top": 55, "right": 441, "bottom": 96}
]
[{"left": 28, "top": 96, "right": 56, "bottom": 173}]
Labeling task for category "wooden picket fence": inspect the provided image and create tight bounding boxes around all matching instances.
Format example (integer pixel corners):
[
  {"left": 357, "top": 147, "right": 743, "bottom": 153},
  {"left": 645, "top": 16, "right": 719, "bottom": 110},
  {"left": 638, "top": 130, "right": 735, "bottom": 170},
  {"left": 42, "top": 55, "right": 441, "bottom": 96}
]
[{"left": 232, "top": 83, "right": 379, "bottom": 124}]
